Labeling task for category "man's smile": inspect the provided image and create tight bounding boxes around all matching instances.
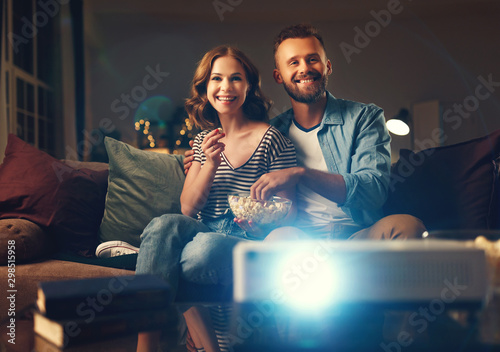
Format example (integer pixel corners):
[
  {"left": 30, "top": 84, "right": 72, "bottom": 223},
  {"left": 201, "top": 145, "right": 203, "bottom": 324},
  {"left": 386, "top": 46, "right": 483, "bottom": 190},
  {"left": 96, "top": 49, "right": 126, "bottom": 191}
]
[{"left": 294, "top": 75, "right": 319, "bottom": 85}]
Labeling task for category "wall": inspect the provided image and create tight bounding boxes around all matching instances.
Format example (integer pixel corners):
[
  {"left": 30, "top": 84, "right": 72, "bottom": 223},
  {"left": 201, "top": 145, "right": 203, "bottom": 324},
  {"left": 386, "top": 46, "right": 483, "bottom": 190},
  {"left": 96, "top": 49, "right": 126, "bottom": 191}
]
[{"left": 83, "top": 3, "right": 500, "bottom": 161}]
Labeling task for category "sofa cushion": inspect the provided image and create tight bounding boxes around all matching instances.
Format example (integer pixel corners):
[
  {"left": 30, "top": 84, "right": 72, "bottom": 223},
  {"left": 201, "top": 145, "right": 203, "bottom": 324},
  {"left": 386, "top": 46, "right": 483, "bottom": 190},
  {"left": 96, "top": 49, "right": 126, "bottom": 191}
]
[
  {"left": 0, "top": 134, "right": 109, "bottom": 256},
  {"left": 384, "top": 129, "right": 500, "bottom": 231},
  {"left": 98, "top": 137, "right": 185, "bottom": 247}
]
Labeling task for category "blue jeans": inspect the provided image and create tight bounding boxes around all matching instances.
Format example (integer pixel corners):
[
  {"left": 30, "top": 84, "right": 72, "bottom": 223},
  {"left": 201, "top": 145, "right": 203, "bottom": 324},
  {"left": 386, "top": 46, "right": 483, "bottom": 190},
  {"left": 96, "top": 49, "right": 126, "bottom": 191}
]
[
  {"left": 135, "top": 213, "right": 249, "bottom": 299},
  {"left": 180, "top": 217, "right": 249, "bottom": 286}
]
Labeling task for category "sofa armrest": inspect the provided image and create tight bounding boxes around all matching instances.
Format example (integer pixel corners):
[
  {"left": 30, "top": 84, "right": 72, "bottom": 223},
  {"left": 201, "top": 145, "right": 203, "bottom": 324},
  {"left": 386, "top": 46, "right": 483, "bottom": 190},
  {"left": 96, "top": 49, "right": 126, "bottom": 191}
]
[
  {"left": 0, "top": 259, "right": 134, "bottom": 322},
  {"left": 0, "top": 219, "right": 51, "bottom": 265}
]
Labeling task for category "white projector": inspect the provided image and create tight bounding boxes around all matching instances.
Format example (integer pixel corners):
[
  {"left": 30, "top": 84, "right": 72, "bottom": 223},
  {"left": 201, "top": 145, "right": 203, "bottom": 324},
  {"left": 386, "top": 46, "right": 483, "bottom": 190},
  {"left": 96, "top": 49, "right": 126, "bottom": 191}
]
[{"left": 233, "top": 240, "right": 489, "bottom": 311}]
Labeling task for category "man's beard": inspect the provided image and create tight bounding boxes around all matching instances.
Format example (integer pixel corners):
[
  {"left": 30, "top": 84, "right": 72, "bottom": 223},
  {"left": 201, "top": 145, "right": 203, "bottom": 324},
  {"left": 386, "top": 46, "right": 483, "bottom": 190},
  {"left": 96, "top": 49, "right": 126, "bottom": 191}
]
[{"left": 283, "top": 73, "right": 328, "bottom": 104}]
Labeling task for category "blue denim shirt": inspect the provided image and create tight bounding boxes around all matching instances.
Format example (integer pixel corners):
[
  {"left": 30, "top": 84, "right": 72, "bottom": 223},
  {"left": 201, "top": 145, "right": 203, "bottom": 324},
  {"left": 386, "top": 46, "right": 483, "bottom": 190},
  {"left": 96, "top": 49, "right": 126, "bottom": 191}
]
[{"left": 270, "top": 92, "right": 391, "bottom": 227}]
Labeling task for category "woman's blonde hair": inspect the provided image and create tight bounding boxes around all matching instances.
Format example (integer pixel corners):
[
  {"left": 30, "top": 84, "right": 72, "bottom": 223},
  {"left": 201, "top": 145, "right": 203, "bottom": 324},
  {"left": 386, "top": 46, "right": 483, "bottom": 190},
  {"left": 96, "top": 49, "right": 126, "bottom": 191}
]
[{"left": 185, "top": 45, "right": 271, "bottom": 129}]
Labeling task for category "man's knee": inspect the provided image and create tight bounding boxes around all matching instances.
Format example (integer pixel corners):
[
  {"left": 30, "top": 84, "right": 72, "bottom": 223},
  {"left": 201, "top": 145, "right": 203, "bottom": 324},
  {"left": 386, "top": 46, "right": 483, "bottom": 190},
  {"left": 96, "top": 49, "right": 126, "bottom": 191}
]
[
  {"left": 378, "top": 214, "right": 427, "bottom": 240},
  {"left": 351, "top": 214, "right": 427, "bottom": 240}
]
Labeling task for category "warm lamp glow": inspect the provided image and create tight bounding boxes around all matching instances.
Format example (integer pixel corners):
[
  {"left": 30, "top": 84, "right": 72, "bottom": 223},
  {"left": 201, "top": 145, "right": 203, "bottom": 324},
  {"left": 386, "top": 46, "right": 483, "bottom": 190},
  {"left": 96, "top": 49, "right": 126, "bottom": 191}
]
[{"left": 386, "top": 118, "right": 410, "bottom": 136}]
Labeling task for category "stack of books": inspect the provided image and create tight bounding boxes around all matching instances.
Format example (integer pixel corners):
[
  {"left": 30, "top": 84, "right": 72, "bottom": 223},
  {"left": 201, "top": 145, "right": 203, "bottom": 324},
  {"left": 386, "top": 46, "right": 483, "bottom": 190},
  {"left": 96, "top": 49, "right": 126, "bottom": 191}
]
[{"left": 32, "top": 274, "right": 176, "bottom": 351}]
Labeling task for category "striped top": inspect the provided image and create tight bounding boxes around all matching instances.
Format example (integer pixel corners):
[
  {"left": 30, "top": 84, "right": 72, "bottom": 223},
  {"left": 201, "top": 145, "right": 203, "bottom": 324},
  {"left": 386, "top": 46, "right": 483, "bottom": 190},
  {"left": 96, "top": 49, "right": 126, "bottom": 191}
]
[{"left": 193, "top": 126, "right": 296, "bottom": 220}]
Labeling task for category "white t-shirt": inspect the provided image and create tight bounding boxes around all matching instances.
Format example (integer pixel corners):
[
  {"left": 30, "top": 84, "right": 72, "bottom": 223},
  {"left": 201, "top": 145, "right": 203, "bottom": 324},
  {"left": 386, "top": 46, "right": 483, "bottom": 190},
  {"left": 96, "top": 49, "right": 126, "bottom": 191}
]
[{"left": 288, "top": 120, "right": 357, "bottom": 237}]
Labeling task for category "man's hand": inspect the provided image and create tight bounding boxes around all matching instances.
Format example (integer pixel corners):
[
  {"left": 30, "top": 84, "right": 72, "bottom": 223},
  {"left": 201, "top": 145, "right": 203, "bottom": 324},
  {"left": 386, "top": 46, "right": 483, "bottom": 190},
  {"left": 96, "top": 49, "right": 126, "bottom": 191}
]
[
  {"left": 250, "top": 167, "right": 304, "bottom": 200},
  {"left": 183, "top": 140, "right": 195, "bottom": 175}
]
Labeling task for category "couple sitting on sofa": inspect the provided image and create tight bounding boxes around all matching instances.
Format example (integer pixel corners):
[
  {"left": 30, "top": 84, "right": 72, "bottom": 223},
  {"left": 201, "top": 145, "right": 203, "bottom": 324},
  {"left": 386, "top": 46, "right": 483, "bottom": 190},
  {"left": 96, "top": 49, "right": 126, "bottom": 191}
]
[{"left": 98, "top": 24, "right": 426, "bottom": 352}]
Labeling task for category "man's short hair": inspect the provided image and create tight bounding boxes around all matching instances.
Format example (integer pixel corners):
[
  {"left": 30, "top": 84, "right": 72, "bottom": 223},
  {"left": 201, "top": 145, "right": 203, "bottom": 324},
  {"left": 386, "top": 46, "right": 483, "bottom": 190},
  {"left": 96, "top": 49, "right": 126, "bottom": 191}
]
[{"left": 273, "top": 24, "right": 326, "bottom": 67}]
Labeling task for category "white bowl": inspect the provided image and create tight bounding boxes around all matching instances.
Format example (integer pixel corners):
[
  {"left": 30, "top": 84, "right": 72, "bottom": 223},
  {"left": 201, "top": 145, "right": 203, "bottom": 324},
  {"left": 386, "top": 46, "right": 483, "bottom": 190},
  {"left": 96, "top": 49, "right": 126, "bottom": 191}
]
[{"left": 228, "top": 193, "right": 292, "bottom": 225}]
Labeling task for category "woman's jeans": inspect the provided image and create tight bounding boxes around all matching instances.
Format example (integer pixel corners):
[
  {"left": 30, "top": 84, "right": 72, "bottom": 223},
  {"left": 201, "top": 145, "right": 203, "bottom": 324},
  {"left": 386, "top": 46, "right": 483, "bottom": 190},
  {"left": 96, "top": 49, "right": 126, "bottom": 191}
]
[{"left": 135, "top": 213, "right": 249, "bottom": 299}]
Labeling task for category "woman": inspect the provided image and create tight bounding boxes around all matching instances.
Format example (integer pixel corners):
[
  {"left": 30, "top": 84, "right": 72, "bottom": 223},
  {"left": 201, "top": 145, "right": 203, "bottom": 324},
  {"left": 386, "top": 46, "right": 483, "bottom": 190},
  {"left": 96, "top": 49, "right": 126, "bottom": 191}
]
[{"left": 137, "top": 46, "right": 296, "bottom": 352}]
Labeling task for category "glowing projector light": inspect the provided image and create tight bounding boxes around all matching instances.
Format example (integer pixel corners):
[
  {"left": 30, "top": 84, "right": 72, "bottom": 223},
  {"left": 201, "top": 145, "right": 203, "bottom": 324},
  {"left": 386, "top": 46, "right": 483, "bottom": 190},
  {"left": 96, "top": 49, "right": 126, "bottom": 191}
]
[
  {"left": 283, "top": 258, "right": 338, "bottom": 312},
  {"left": 272, "top": 248, "right": 340, "bottom": 312}
]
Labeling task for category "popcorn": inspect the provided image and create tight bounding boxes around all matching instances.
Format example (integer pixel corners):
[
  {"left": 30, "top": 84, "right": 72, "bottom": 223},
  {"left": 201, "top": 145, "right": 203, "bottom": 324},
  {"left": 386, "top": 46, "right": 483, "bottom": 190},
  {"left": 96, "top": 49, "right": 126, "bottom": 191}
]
[{"left": 228, "top": 194, "right": 291, "bottom": 225}]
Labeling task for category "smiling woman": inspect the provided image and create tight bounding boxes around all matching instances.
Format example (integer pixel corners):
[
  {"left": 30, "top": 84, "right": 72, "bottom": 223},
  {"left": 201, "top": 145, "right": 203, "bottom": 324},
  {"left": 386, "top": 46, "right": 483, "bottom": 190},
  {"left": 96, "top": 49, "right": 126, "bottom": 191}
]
[{"left": 135, "top": 45, "right": 297, "bottom": 352}]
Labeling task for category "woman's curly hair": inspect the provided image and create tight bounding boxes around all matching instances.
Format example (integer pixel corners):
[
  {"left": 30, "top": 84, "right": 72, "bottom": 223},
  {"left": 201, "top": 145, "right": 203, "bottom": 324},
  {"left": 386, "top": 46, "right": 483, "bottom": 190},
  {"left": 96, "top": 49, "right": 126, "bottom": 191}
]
[{"left": 185, "top": 45, "right": 271, "bottom": 129}]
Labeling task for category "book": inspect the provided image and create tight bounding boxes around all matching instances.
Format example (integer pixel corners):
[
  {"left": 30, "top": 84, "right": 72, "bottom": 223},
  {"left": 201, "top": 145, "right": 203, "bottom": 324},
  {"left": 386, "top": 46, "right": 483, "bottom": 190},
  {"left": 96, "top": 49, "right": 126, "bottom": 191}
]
[
  {"left": 36, "top": 274, "right": 171, "bottom": 319},
  {"left": 33, "top": 333, "right": 138, "bottom": 352},
  {"left": 33, "top": 306, "right": 177, "bottom": 348}
]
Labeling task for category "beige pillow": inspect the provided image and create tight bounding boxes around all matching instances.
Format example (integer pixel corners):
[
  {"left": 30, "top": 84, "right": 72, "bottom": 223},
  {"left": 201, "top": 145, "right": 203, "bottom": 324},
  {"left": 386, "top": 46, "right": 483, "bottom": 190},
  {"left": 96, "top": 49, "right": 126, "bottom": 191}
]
[{"left": 98, "top": 137, "right": 186, "bottom": 247}]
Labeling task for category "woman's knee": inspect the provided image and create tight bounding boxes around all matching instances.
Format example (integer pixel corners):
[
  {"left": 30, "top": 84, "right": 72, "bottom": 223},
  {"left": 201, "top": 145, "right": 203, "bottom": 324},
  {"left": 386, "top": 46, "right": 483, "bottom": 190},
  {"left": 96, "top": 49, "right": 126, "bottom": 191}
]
[
  {"left": 149, "top": 213, "right": 196, "bottom": 230},
  {"left": 140, "top": 214, "right": 201, "bottom": 242},
  {"left": 182, "top": 233, "right": 219, "bottom": 262},
  {"left": 180, "top": 232, "right": 241, "bottom": 284},
  {"left": 181, "top": 234, "right": 220, "bottom": 273}
]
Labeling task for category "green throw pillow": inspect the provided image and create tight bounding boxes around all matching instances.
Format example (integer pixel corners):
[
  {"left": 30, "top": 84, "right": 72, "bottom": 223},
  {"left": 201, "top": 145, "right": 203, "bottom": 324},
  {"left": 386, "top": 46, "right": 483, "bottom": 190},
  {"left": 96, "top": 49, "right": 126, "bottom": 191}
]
[{"left": 98, "top": 137, "right": 185, "bottom": 247}]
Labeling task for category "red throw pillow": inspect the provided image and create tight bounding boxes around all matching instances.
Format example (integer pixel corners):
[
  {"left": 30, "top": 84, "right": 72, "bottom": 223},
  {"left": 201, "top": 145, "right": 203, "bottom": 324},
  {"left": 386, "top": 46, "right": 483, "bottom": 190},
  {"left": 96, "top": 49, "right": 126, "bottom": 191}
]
[{"left": 0, "top": 134, "right": 108, "bottom": 256}]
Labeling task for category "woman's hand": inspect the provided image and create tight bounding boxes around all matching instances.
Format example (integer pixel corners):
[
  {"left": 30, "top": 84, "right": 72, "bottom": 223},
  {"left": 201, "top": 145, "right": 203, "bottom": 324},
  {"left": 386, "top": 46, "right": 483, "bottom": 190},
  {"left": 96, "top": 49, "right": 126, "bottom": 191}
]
[
  {"left": 201, "top": 128, "right": 225, "bottom": 168},
  {"left": 234, "top": 218, "right": 268, "bottom": 239},
  {"left": 180, "top": 128, "right": 225, "bottom": 217}
]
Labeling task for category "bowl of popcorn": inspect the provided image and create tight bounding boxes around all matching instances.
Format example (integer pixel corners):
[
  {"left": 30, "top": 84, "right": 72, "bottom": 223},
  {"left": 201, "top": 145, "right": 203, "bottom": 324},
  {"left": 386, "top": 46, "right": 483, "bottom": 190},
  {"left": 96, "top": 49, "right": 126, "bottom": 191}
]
[{"left": 228, "top": 193, "right": 292, "bottom": 225}]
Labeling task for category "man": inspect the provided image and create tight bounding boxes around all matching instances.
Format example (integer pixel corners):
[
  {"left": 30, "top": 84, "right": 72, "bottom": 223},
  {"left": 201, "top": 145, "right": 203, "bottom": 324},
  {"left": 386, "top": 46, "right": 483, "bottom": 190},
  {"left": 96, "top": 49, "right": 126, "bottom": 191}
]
[{"left": 185, "top": 23, "right": 425, "bottom": 241}]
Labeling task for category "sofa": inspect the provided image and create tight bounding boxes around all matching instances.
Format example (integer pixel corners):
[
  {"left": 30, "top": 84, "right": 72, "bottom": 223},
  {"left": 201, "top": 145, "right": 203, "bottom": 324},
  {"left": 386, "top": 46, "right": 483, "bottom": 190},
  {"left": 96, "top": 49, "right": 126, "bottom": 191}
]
[{"left": 1, "top": 129, "right": 500, "bottom": 351}]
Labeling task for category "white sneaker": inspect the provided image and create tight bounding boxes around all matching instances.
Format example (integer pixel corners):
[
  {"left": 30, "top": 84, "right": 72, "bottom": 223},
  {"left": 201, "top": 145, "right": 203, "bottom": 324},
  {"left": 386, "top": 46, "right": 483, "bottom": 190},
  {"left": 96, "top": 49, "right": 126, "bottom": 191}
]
[{"left": 95, "top": 241, "right": 139, "bottom": 258}]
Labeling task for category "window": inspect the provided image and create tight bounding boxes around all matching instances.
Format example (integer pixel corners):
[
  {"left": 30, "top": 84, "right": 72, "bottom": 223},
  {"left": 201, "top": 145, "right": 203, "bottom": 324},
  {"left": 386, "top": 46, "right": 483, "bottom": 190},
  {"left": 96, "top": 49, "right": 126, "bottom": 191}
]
[{"left": 3, "top": 0, "right": 59, "bottom": 155}]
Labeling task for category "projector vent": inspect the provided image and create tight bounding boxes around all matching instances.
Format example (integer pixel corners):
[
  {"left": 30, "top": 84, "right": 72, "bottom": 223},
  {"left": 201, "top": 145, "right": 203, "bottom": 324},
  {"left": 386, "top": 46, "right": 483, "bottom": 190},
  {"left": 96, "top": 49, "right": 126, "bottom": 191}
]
[{"left": 360, "top": 260, "right": 472, "bottom": 288}]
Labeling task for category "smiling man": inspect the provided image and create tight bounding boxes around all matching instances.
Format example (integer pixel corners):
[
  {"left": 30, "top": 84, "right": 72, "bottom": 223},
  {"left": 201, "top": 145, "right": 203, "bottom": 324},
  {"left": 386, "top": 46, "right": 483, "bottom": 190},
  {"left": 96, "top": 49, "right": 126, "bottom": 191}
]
[
  {"left": 250, "top": 24, "right": 425, "bottom": 240},
  {"left": 274, "top": 37, "right": 331, "bottom": 106}
]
